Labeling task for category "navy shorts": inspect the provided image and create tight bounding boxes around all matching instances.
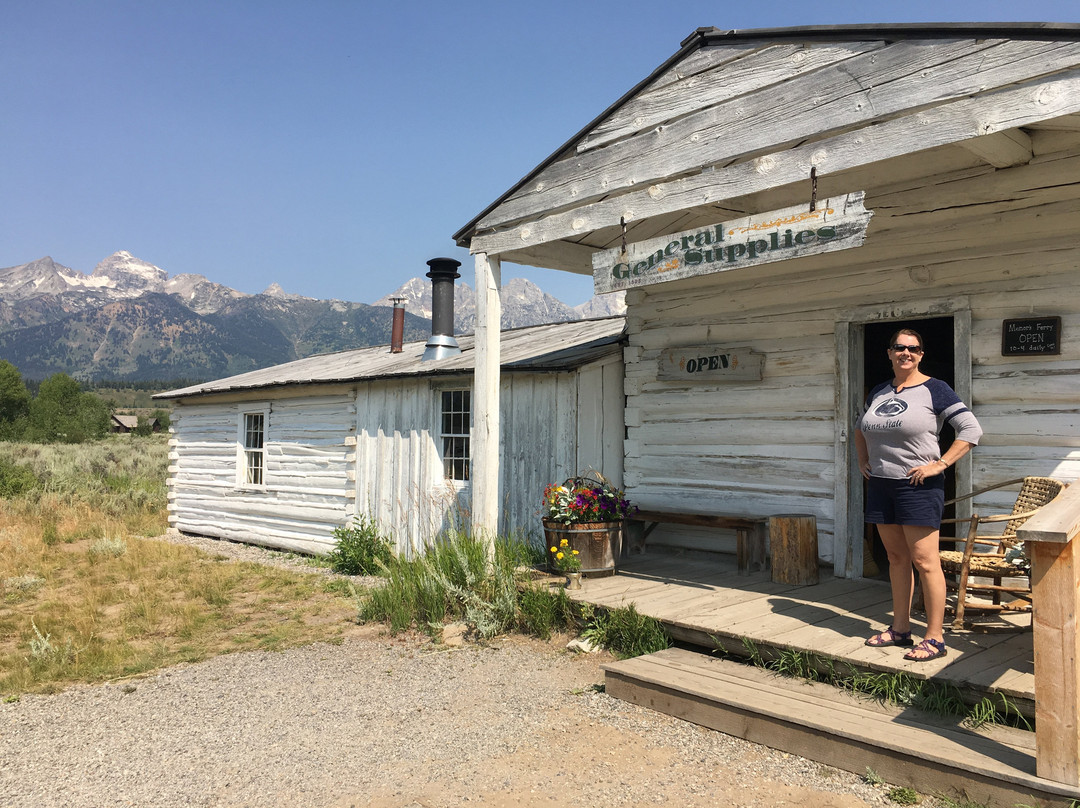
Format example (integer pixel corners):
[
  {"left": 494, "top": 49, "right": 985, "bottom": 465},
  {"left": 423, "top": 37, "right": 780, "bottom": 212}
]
[{"left": 865, "top": 475, "right": 945, "bottom": 528}]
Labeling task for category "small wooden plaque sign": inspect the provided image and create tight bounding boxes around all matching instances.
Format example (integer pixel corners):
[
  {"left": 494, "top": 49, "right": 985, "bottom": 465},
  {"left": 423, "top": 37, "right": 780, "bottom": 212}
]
[
  {"left": 658, "top": 346, "right": 764, "bottom": 382},
  {"left": 1002, "top": 317, "right": 1061, "bottom": 356}
]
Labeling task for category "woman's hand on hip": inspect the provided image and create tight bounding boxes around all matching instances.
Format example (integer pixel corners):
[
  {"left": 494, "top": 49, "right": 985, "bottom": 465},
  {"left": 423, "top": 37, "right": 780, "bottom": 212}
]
[{"left": 906, "top": 460, "right": 947, "bottom": 485}]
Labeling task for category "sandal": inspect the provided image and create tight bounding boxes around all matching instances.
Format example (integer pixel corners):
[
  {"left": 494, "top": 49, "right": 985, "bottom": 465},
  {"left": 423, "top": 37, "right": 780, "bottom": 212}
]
[
  {"left": 904, "top": 638, "right": 947, "bottom": 662},
  {"left": 865, "top": 627, "right": 914, "bottom": 647}
]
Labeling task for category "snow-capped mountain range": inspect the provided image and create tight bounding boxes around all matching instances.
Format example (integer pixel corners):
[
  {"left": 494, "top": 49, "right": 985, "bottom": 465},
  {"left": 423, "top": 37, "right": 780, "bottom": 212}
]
[{"left": 0, "top": 251, "right": 625, "bottom": 382}]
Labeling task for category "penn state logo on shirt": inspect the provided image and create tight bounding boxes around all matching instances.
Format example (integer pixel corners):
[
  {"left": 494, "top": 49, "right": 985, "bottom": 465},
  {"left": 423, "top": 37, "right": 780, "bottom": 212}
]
[{"left": 874, "top": 398, "right": 908, "bottom": 418}]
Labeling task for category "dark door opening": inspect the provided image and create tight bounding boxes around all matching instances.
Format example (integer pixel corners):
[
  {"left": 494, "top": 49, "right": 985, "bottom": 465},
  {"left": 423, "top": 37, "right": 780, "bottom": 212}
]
[{"left": 861, "top": 317, "right": 956, "bottom": 577}]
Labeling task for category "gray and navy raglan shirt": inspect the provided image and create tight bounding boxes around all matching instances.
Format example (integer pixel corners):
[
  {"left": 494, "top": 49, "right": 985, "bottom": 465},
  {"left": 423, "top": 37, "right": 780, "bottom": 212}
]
[{"left": 857, "top": 379, "right": 982, "bottom": 479}]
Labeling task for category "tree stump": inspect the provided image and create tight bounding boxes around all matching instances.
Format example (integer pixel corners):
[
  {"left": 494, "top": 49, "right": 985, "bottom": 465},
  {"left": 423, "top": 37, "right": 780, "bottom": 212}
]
[{"left": 770, "top": 514, "right": 819, "bottom": 586}]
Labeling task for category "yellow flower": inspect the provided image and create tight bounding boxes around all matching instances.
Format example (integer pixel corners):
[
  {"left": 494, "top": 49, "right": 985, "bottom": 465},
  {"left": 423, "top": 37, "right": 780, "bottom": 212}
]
[
  {"left": 559, "top": 539, "right": 570, "bottom": 548},
  {"left": 549, "top": 546, "right": 557, "bottom": 553},
  {"left": 556, "top": 552, "right": 564, "bottom": 560},
  {"left": 572, "top": 550, "right": 579, "bottom": 555}
]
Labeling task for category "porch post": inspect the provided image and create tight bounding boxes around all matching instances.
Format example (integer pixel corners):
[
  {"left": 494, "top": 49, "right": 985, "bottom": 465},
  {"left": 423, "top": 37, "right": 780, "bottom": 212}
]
[
  {"left": 1019, "top": 483, "right": 1080, "bottom": 785},
  {"left": 472, "top": 251, "right": 502, "bottom": 556}
]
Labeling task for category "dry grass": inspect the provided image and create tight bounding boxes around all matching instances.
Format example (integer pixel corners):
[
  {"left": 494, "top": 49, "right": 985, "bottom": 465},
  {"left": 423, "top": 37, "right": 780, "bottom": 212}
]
[{"left": 0, "top": 437, "right": 361, "bottom": 696}]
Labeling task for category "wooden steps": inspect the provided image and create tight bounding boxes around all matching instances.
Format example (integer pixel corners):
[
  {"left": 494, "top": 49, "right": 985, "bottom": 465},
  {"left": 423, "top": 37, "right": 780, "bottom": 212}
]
[
  {"left": 573, "top": 555, "right": 1036, "bottom": 714},
  {"left": 604, "top": 647, "right": 1080, "bottom": 808}
]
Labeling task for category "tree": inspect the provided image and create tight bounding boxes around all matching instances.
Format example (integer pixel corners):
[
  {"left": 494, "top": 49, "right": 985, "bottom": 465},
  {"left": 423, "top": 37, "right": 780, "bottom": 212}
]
[
  {"left": 0, "top": 361, "right": 31, "bottom": 440},
  {"left": 27, "top": 373, "right": 110, "bottom": 443},
  {"left": 150, "top": 408, "right": 171, "bottom": 431}
]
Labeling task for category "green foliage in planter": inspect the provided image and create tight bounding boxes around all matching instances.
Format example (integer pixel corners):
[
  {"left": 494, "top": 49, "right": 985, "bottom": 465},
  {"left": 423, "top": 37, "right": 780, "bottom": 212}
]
[{"left": 328, "top": 515, "right": 393, "bottom": 576}]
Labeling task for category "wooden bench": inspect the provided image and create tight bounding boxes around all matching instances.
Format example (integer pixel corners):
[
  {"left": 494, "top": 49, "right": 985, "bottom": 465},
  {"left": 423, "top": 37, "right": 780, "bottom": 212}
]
[{"left": 629, "top": 510, "right": 768, "bottom": 575}]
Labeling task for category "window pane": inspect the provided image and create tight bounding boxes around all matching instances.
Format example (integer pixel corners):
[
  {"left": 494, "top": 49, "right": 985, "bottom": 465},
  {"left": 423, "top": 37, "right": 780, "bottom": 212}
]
[
  {"left": 439, "top": 390, "right": 470, "bottom": 481},
  {"left": 244, "top": 413, "right": 264, "bottom": 449},
  {"left": 242, "top": 412, "right": 265, "bottom": 485},
  {"left": 246, "top": 450, "right": 263, "bottom": 485}
]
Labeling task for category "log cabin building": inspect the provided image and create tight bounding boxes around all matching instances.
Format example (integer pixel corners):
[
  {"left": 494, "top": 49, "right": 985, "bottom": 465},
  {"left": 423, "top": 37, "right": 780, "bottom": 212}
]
[
  {"left": 455, "top": 23, "right": 1080, "bottom": 576},
  {"left": 155, "top": 308, "right": 625, "bottom": 557}
]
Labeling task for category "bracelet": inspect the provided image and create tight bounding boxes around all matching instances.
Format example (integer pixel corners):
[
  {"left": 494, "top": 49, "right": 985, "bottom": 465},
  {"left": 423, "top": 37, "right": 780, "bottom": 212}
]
[{"left": 939, "top": 460, "right": 949, "bottom": 468}]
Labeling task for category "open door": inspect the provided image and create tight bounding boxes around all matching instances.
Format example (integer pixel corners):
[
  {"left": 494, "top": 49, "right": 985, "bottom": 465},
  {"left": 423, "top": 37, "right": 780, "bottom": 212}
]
[
  {"left": 835, "top": 307, "right": 972, "bottom": 579},
  {"left": 861, "top": 318, "right": 955, "bottom": 578}
]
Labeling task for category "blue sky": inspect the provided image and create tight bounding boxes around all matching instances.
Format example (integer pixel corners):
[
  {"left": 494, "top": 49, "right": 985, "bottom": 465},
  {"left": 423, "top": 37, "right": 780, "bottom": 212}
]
[{"left": 2, "top": 1, "right": 1077, "bottom": 306}]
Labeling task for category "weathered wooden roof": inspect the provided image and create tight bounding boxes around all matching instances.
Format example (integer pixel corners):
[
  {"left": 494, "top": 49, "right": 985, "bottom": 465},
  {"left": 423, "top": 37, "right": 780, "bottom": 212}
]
[
  {"left": 455, "top": 23, "right": 1080, "bottom": 276},
  {"left": 154, "top": 316, "right": 625, "bottom": 400}
]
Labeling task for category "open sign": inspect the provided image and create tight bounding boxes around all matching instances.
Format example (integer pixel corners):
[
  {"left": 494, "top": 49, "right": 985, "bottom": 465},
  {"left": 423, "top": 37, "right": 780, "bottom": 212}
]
[{"left": 658, "top": 345, "right": 764, "bottom": 382}]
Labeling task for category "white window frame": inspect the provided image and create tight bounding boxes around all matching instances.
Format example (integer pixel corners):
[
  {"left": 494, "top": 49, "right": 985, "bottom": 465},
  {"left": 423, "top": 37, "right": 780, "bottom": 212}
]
[
  {"left": 436, "top": 387, "right": 472, "bottom": 483},
  {"left": 237, "top": 407, "right": 269, "bottom": 488}
]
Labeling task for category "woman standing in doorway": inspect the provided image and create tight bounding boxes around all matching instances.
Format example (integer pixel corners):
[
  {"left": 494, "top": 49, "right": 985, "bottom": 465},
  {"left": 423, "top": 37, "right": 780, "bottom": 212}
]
[{"left": 855, "top": 329, "right": 982, "bottom": 661}]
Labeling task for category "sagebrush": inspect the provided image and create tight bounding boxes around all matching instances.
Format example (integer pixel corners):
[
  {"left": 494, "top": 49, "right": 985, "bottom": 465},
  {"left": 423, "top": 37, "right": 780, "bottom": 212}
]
[{"left": 327, "top": 515, "right": 393, "bottom": 575}]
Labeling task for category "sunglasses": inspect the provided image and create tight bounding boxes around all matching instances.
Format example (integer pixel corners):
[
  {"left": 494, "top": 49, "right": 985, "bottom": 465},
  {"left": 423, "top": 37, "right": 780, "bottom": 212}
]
[{"left": 889, "top": 344, "right": 924, "bottom": 354}]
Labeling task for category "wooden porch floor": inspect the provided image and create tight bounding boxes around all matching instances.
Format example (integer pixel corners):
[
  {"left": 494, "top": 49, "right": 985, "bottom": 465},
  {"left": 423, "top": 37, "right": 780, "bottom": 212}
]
[{"left": 568, "top": 552, "right": 1035, "bottom": 708}]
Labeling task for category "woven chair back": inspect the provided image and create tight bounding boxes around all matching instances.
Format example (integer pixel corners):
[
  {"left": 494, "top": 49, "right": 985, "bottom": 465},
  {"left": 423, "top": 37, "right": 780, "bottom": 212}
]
[{"left": 1002, "top": 476, "right": 1066, "bottom": 538}]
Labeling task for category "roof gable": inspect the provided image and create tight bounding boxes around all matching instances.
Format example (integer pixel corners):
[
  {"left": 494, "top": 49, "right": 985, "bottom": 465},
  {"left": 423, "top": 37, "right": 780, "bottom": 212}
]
[{"left": 458, "top": 24, "right": 1080, "bottom": 275}]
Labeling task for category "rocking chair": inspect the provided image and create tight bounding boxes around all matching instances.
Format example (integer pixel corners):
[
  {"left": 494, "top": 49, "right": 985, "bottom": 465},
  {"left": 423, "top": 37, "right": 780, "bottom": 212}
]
[{"left": 939, "top": 476, "right": 1066, "bottom": 630}]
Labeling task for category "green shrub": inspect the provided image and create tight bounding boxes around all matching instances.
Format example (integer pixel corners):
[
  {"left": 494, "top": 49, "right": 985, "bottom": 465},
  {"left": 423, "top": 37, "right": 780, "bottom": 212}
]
[
  {"left": 886, "top": 786, "right": 920, "bottom": 805},
  {"left": 328, "top": 515, "right": 393, "bottom": 575},
  {"left": 0, "top": 457, "right": 37, "bottom": 498},
  {"left": 517, "top": 584, "right": 577, "bottom": 640},
  {"left": 581, "top": 603, "right": 671, "bottom": 659},
  {"left": 88, "top": 537, "right": 128, "bottom": 561},
  {"left": 359, "top": 529, "right": 535, "bottom": 640}
]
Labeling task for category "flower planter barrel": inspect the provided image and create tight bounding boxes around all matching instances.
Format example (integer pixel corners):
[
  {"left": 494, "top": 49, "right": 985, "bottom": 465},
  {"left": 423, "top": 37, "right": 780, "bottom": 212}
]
[{"left": 543, "top": 518, "right": 623, "bottom": 576}]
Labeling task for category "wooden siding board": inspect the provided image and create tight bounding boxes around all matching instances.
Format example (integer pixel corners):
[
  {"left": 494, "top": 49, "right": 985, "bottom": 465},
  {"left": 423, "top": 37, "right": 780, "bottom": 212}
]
[
  {"left": 576, "top": 364, "right": 604, "bottom": 474},
  {"left": 554, "top": 373, "right": 578, "bottom": 483},
  {"left": 602, "top": 357, "right": 625, "bottom": 488},
  {"left": 580, "top": 42, "right": 885, "bottom": 153},
  {"left": 646, "top": 42, "right": 767, "bottom": 91}
]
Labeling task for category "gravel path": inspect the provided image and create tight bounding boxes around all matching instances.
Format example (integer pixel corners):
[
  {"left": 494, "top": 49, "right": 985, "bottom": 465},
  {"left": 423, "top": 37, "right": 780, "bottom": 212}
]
[{"left": 0, "top": 533, "right": 899, "bottom": 808}]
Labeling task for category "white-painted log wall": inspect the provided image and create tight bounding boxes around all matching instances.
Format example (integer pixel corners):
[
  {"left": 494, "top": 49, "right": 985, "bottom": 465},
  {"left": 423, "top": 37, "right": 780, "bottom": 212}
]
[
  {"left": 166, "top": 358, "right": 624, "bottom": 557},
  {"left": 623, "top": 155, "right": 1080, "bottom": 563}
]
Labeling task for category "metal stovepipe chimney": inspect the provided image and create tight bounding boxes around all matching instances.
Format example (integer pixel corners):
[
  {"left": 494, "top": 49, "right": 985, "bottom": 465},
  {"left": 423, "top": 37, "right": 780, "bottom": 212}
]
[
  {"left": 421, "top": 257, "right": 462, "bottom": 361},
  {"left": 389, "top": 297, "right": 405, "bottom": 354}
]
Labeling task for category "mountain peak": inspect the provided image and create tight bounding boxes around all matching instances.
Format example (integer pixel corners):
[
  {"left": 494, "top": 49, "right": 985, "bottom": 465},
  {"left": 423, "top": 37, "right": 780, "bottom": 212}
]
[
  {"left": 90, "top": 251, "right": 168, "bottom": 293},
  {"left": 260, "top": 282, "right": 314, "bottom": 302}
]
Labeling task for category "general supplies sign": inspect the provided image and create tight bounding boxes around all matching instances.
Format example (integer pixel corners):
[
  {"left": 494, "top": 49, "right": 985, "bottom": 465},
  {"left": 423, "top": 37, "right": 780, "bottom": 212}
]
[
  {"left": 593, "top": 191, "right": 873, "bottom": 294},
  {"left": 657, "top": 345, "right": 764, "bottom": 382}
]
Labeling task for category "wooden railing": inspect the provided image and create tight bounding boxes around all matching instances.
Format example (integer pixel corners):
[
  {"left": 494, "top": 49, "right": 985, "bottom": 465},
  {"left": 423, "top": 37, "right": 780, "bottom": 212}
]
[{"left": 1017, "top": 482, "right": 1080, "bottom": 786}]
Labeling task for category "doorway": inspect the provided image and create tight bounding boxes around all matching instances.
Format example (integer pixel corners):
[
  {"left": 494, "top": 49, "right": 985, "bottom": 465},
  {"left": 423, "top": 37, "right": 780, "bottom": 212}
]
[{"left": 859, "top": 316, "right": 956, "bottom": 578}]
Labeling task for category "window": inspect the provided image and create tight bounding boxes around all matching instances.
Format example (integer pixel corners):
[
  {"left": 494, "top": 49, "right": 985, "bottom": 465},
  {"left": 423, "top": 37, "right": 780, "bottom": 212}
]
[
  {"left": 242, "top": 411, "right": 265, "bottom": 486},
  {"left": 440, "top": 389, "right": 471, "bottom": 481}
]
